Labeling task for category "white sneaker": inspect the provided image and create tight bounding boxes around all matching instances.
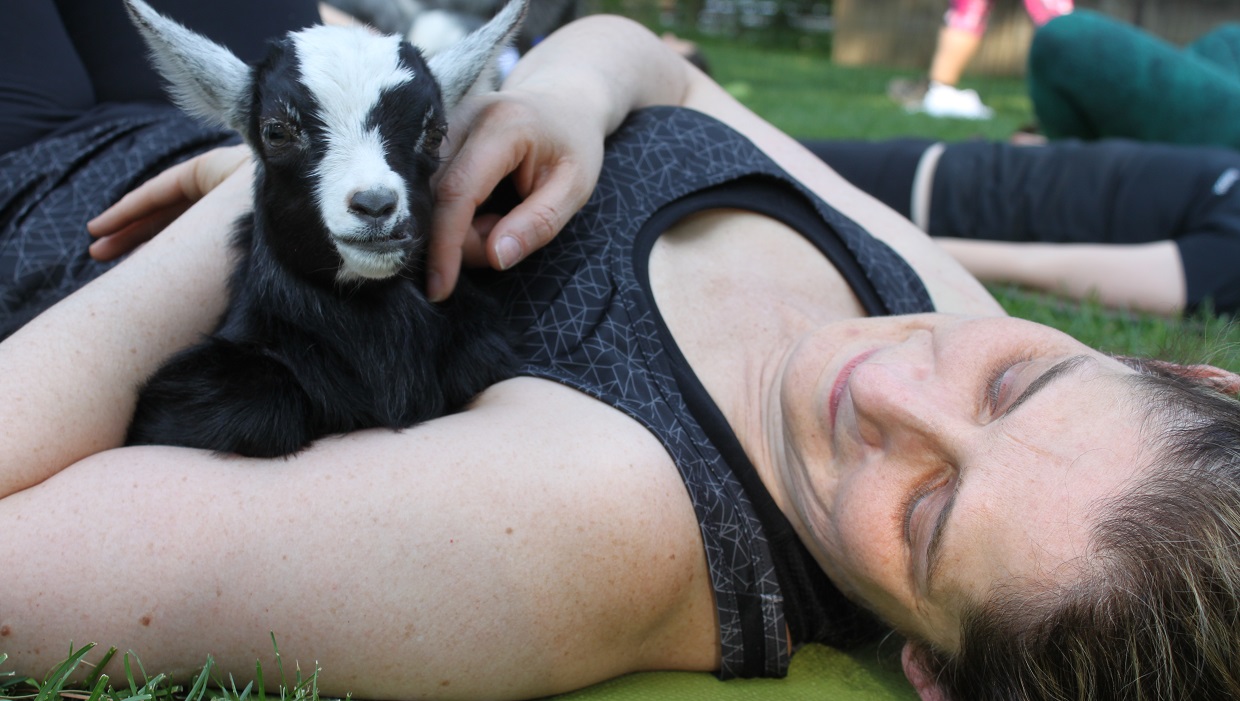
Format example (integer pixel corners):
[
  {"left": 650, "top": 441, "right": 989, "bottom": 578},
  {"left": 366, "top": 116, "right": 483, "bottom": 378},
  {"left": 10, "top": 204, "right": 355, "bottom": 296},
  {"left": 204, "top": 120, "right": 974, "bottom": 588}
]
[{"left": 917, "top": 82, "right": 994, "bottom": 120}]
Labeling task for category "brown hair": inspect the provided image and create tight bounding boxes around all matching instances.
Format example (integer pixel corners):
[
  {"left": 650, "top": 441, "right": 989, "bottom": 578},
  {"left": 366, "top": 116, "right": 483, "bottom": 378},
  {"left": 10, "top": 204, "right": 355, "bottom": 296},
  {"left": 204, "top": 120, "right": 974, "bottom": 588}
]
[{"left": 909, "top": 365, "right": 1240, "bottom": 700}]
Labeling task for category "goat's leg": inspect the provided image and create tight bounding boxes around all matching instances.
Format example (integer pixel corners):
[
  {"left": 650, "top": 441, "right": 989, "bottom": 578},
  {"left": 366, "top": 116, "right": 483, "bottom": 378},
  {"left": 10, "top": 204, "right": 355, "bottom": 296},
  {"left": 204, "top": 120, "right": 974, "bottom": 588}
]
[{"left": 126, "top": 338, "right": 317, "bottom": 458}]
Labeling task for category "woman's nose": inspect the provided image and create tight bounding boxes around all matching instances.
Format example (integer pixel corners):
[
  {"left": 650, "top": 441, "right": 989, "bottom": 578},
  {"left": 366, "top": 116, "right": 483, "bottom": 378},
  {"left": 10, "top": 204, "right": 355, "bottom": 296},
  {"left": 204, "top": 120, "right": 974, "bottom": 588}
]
[
  {"left": 847, "top": 338, "right": 951, "bottom": 448},
  {"left": 851, "top": 362, "right": 933, "bottom": 427}
]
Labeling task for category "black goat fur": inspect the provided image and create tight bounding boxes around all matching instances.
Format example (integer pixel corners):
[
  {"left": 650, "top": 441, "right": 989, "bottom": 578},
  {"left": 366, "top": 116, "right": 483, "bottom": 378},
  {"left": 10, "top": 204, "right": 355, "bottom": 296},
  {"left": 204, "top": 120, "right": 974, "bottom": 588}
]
[
  {"left": 123, "top": 0, "right": 518, "bottom": 457},
  {"left": 125, "top": 212, "right": 515, "bottom": 457}
]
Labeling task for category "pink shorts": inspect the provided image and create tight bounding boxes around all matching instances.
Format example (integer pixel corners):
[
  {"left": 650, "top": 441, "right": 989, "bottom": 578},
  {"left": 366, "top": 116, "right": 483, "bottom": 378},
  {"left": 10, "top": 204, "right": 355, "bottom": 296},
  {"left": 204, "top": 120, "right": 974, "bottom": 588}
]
[{"left": 945, "top": 0, "right": 1073, "bottom": 35}]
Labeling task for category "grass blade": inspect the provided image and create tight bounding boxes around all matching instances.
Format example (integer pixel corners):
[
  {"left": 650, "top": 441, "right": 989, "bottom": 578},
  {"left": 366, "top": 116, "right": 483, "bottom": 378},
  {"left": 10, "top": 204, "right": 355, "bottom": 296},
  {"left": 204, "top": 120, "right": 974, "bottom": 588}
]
[
  {"left": 35, "top": 643, "right": 96, "bottom": 701},
  {"left": 83, "top": 647, "right": 117, "bottom": 690}
]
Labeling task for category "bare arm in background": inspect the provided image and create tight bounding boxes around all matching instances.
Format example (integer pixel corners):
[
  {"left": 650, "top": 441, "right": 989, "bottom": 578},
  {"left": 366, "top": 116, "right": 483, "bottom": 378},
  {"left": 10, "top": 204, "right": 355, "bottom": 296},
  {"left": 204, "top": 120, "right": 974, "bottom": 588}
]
[{"left": 936, "top": 238, "right": 1187, "bottom": 315}]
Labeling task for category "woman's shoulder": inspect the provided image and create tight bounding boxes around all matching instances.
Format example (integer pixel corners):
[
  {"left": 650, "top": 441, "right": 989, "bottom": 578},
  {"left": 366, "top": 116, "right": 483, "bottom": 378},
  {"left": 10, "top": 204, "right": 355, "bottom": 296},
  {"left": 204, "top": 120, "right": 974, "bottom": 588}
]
[{"left": 674, "top": 75, "right": 1004, "bottom": 316}]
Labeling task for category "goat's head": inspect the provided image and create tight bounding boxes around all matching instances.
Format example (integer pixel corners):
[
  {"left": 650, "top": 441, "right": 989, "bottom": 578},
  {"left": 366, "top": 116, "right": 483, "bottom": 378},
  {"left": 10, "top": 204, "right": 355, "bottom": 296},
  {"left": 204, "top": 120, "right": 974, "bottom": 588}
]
[{"left": 124, "top": 0, "right": 527, "bottom": 286}]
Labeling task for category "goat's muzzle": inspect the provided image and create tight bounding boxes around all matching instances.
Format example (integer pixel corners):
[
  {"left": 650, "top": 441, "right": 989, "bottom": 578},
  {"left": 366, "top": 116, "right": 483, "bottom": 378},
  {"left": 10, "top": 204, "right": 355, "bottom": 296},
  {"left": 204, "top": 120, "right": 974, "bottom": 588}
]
[
  {"left": 349, "top": 186, "right": 399, "bottom": 226},
  {"left": 334, "top": 224, "right": 415, "bottom": 281}
]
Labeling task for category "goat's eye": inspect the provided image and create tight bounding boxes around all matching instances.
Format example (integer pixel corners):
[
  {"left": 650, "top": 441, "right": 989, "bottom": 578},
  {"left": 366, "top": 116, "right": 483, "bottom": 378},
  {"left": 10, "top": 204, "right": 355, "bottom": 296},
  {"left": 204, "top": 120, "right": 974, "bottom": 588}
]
[
  {"left": 261, "top": 120, "right": 296, "bottom": 149},
  {"left": 422, "top": 124, "right": 446, "bottom": 155}
]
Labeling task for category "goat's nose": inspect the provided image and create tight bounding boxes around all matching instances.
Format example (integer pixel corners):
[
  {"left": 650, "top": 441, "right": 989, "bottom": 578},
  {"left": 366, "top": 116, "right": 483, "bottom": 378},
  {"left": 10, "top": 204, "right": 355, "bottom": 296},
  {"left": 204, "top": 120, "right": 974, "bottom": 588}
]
[{"left": 348, "top": 187, "right": 398, "bottom": 223}]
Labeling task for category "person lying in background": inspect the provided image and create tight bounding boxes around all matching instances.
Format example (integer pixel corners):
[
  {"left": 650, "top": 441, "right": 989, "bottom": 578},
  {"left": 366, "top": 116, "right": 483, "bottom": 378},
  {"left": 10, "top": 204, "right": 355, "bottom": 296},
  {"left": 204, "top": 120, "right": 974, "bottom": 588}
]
[
  {"left": 804, "top": 137, "right": 1240, "bottom": 316},
  {"left": 1029, "top": 9, "right": 1240, "bottom": 149}
]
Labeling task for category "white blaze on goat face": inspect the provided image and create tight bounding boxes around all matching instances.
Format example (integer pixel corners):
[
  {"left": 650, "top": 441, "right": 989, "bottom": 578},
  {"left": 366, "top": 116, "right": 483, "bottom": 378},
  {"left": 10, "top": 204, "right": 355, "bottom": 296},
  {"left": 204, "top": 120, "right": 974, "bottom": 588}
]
[{"left": 292, "top": 26, "right": 416, "bottom": 280}]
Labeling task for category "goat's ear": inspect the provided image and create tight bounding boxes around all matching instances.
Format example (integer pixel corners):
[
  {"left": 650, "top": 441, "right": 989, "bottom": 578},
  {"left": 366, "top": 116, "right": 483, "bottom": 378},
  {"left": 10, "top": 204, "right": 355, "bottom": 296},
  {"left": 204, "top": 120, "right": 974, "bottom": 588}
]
[
  {"left": 123, "top": 0, "right": 251, "bottom": 134},
  {"left": 426, "top": 0, "right": 527, "bottom": 111}
]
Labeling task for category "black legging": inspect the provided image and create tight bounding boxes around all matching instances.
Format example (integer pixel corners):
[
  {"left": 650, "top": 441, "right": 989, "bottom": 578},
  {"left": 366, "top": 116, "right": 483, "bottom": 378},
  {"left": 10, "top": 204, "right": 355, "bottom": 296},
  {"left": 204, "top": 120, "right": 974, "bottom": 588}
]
[
  {"left": 804, "top": 137, "right": 1240, "bottom": 313},
  {"left": 800, "top": 138, "right": 933, "bottom": 220},
  {"left": 0, "top": 0, "right": 320, "bottom": 155}
]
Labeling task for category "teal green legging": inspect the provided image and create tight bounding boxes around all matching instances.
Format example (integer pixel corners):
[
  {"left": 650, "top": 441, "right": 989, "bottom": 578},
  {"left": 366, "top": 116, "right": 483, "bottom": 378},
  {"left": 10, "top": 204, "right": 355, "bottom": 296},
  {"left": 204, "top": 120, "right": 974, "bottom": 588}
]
[{"left": 1028, "top": 9, "right": 1240, "bottom": 148}]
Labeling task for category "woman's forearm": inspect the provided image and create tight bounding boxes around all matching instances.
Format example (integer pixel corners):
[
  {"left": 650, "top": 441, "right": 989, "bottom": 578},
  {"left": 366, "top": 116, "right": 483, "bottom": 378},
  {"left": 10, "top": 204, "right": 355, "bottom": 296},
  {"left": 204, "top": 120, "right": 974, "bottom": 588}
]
[
  {"left": 0, "top": 168, "right": 252, "bottom": 498},
  {"left": 936, "top": 238, "right": 1187, "bottom": 314},
  {"left": 425, "top": 15, "right": 701, "bottom": 299},
  {"left": 502, "top": 15, "right": 694, "bottom": 137}
]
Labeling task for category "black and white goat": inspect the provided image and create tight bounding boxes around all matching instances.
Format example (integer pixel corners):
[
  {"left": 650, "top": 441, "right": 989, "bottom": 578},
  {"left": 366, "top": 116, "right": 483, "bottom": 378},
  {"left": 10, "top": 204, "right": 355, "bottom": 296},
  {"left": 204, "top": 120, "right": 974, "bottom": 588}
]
[{"left": 122, "top": 0, "right": 522, "bottom": 457}]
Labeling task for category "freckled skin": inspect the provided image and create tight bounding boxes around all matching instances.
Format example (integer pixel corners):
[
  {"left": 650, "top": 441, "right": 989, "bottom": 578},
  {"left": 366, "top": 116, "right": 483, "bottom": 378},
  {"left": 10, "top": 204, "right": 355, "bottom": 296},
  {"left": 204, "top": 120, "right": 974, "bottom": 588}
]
[{"left": 774, "top": 315, "right": 1146, "bottom": 649}]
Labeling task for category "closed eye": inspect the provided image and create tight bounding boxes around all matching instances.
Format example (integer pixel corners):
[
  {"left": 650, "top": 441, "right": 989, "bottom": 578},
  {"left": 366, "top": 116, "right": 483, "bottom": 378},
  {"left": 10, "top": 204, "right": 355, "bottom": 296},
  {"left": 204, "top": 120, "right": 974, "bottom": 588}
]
[
  {"left": 904, "top": 473, "right": 953, "bottom": 590},
  {"left": 998, "top": 355, "right": 1093, "bottom": 420},
  {"left": 903, "top": 474, "right": 950, "bottom": 547},
  {"left": 984, "top": 353, "right": 1033, "bottom": 416},
  {"left": 915, "top": 354, "right": 1094, "bottom": 592}
]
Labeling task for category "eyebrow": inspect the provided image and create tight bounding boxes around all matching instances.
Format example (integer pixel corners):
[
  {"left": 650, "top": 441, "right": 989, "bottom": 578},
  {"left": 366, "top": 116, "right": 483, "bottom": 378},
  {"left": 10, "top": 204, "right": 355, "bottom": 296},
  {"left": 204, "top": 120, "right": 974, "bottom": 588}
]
[{"left": 923, "top": 354, "right": 1093, "bottom": 591}]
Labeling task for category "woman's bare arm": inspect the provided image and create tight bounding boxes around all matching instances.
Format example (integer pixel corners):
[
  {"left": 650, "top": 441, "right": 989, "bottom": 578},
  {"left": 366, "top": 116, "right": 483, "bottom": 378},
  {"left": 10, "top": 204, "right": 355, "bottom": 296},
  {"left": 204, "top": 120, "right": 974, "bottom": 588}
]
[
  {"left": 426, "top": 14, "right": 693, "bottom": 299},
  {"left": 430, "top": 14, "right": 1001, "bottom": 314},
  {"left": 0, "top": 167, "right": 250, "bottom": 498},
  {"left": 936, "top": 238, "right": 1187, "bottom": 315},
  {"left": 0, "top": 378, "right": 719, "bottom": 700}
]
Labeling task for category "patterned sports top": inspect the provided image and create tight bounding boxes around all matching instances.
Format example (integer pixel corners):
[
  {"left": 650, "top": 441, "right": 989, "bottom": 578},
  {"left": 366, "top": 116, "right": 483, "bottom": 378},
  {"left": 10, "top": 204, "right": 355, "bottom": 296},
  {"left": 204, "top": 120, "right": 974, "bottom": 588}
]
[
  {"left": 0, "top": 102, "right": 935, "bottom": 678},
  {"left": 483, "top": 106, "right": 935, "bottom": 678}
]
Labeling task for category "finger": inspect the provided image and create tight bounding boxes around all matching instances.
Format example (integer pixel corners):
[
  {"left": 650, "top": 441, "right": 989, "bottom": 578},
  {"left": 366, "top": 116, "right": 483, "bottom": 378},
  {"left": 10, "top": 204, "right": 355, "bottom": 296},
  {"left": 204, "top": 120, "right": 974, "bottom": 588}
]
[
  {"left": 487, "top": 162, "right": 592, "bottom": 270},
  {"left": 89, "top": 217, "right": 164, "bottom": 261},
  {"left": 87, "top": 160, "right": 196, "bottom": 237},
  {"left": 429, "top": 136, "right": 522, "bottom": 300},
  {"left": 426, "top": 219, "right": 496, "bottom": 299},
  {"left": 463, "top": 213, "right": 502, "bottom": 267},
  {"left": 88, "top": 208, "right": 185, "bottom": 261},
  {"left": 425, "top": 237, "right": 463, "bottom": 303},
  {"left": 428, "top": 175, "right": 475, "bottom": 301}
]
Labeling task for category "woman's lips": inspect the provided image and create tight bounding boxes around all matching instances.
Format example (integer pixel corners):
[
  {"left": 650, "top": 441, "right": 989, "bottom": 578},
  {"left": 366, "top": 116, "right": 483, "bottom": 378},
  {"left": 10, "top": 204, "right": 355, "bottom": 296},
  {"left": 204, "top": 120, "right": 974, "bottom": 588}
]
[{"left": 829, "top": 348, "right": 878, "bottom": 428}]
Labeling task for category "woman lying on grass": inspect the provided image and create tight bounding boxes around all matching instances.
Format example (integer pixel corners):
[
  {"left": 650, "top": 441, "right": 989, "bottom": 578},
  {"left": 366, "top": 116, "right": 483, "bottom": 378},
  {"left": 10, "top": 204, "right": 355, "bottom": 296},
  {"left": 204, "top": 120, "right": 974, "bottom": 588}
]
[{"left": 2, "top": 13, "right": 1239, "bottom": 701}]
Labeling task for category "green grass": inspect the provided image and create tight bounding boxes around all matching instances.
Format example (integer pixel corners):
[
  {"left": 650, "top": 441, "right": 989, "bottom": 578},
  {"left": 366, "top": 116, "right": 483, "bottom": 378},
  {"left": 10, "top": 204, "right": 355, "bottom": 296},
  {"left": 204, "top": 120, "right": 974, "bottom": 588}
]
[
  {"left": 701, "top": 42, "right": 1031, "bottom": 141},
  {"left": 681, "top": 34, "right": 1240, "bottom": 370},
  {"left": 0, "top": 641, "right": 335, "bottom": 701}
]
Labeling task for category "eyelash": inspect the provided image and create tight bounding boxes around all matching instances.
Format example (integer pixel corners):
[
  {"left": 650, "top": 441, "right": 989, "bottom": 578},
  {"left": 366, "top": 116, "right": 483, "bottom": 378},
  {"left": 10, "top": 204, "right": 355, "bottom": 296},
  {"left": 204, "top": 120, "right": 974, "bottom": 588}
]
[
  {"left": 984, "top": 353, "right": 1034, "bottom": 412},
  {"left": 902, "top": 475, "right": 949, "bottom": 544}
]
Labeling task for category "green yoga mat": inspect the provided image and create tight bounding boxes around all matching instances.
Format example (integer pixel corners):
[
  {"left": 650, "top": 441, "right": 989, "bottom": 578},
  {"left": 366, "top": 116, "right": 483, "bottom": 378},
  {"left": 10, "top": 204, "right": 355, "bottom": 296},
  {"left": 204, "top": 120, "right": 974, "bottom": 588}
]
[{"left": 552, "top": 644, "right": 917, "bottom": 700}]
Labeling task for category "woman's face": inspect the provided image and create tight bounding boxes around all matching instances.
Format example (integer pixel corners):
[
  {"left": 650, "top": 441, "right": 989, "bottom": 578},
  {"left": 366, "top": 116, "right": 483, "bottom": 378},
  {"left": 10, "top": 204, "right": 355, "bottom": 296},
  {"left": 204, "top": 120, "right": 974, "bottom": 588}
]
[{"left": 776, "top": 313, "right": 1146, "bottom": 651}]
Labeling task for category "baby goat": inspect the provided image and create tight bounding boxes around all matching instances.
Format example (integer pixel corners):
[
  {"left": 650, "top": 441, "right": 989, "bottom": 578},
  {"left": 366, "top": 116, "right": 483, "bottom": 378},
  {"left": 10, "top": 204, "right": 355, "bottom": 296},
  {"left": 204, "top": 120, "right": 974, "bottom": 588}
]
[{"left": 122, "top": 0, "right": 521, "bottom": 457}]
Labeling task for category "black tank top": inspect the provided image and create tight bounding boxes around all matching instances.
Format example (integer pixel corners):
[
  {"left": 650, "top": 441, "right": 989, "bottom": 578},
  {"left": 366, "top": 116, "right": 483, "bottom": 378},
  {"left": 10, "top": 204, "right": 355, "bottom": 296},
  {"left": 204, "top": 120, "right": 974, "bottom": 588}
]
[{"left": 483, "top": 106, "right": 935, "bottom": 678}]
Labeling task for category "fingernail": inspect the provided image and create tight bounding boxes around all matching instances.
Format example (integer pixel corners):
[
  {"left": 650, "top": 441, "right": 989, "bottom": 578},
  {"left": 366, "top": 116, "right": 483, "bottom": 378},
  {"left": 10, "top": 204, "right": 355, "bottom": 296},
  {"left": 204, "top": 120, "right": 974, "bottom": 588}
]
[
  {"left": 495, "top": 236, "right": 522, "bottom": 270},
  {"left": 427, "top": 271, "right": 445, "bottom": 302}
]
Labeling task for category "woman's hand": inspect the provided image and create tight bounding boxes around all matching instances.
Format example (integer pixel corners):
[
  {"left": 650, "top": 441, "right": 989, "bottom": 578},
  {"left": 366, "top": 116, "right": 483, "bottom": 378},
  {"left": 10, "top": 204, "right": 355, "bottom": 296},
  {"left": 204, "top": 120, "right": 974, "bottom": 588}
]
[
  {"left": 427, "top": 87, "right": 606, "bottom": 301},
  {"left": 424, "top": 14, "right": 696, "bottom": 302},
  {"left": 87, "top": 144, "right": 253, "bottom": 261}
]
